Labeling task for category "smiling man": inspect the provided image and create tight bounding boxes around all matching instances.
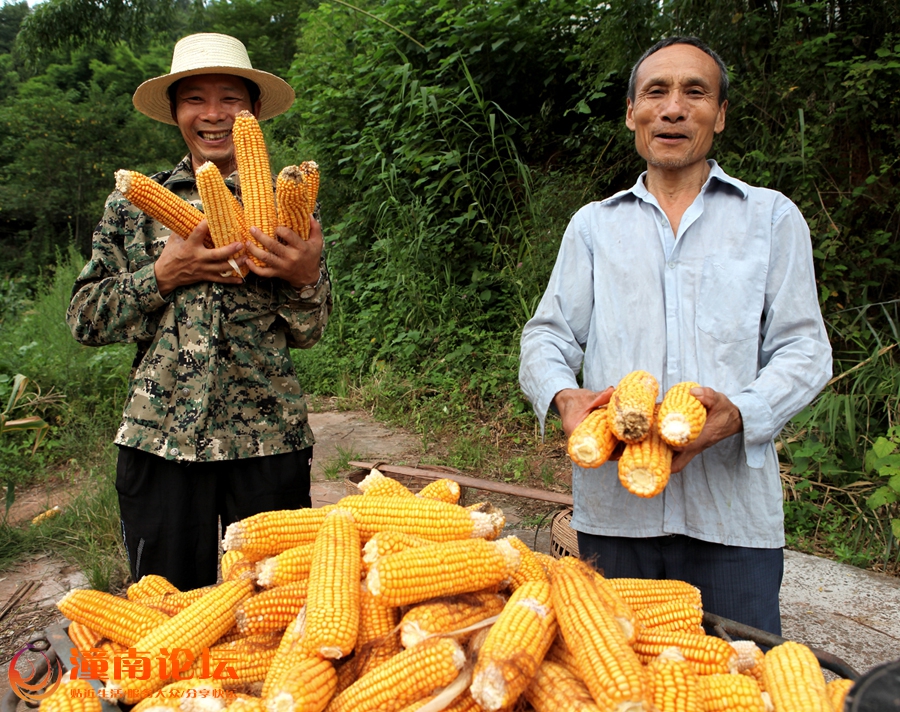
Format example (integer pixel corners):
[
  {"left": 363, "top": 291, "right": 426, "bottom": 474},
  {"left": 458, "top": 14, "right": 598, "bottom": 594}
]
[
  {"left": 519, "top": 37, "right": 832, "bottom": 633},
  {"left": 66, "top": 34, "right": 331, "bottom": 590}
]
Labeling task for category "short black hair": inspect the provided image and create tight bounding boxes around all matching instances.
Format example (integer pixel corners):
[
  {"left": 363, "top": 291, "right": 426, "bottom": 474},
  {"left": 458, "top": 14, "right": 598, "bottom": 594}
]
[
  {"left": 167, "top": 76, "right": 261, "bottom": 111},
  {"left": 627, "top": 37, "right": 729, "bottom": 105}
]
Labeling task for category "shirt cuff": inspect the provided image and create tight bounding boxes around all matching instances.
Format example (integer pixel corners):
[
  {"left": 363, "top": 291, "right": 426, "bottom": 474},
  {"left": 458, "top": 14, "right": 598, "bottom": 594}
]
[
  {"left": 532, "top": 376, "right": 581, "bottom": 437},
  {"left": 730, "top": 391, "right": 775, "bottom": 469},
  {"left": 133, "top": 262, "right": 169, "bottom": 312}
]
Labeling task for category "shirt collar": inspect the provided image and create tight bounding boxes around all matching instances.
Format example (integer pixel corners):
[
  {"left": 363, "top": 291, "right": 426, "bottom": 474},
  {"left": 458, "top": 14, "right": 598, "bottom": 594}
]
[
  {"left": 606, "top": 159, "right": 750, "bottom": 206},
  {"left": 163, "top": 155, "right": 239, "bottom": 190}
]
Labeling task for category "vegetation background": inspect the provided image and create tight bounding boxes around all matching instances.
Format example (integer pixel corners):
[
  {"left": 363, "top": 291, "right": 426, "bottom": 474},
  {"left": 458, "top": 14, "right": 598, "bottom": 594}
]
[{"left": 0, "top": 0, "right": 899, "bottom": 588}]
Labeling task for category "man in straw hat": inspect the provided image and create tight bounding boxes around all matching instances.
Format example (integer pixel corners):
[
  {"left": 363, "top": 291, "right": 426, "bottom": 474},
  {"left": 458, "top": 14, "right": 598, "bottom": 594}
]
[{"left": 66, "top": 33, "right": 331, "bottom": 590}]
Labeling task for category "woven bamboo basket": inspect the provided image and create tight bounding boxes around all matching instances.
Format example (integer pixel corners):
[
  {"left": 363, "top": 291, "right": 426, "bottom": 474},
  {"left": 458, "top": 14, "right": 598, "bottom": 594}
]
[{"left": 550, "top": 507, "right": 579, "bottom": 559}]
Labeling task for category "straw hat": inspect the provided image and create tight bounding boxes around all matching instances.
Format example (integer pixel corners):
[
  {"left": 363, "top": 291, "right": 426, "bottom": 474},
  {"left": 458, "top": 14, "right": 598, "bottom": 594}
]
[{"left": 132, "top": 33, "right": 295, "bottom": 125}]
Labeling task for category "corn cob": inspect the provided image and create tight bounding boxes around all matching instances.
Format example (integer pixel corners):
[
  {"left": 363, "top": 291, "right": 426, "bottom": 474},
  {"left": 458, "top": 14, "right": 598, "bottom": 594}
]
[
  {"left": 471, "top": 580, "right": 557, "bottom": 711},
  {"left": 547, "top": 558, "right": 648, "bottom": 710},
  {"left": 128, "top": 679, "right": 223, "bottom": 712},
  {"left": 333, "top": 656, "right": 359, "bottom": 697},
  {"left": 106, "top": 579, "right": 255, "bottom": 704},
  {"left": 417, "top": 478, "right": 462, "bottom": 504},
  {"left": 568, "top": 406, "right": 620, "bottom": 468},
  {"left": 646, "top": 651, "right": 701, "bottom": 712},
  {"left": 265, "top": 656, "right": 336, "bottom": 712},
  {"left": 356, "top": 469, "right": 414, "bottom": 497},
  {"left": 31, "top": 505, "right": 61, "bottom": 525},
  {"left": 256, "top": 543, "right": 314, "bottom": 588},
  {"left": 325, "top": 636, "right": 465, "bottom": 712},
  {"left": 227, "top": 694, "right": 267, "bottom": 712},
  {"left": 607, "top": 578, "right": 703, "bottom": 611},
  {"left": 544, "top": 633, "right": 581, "bottom": 677},
  {"left": 275, "top": 165, "right": 312, "bottom": 241},
  {"left": 730, "top": 640, "right": 766, "bottom": 690},
  {"left": 303, "top": 508, "right": 361, "bottom": 659},
  {"left": 696, "top": 673, "right": 766, "bottom": 712},
  {"left": 618, "top": 405, "right": 673, "bottom": 498},
  {"left": 138, "top": 586, "right": 215, "bottom": 616},
  {"left": 187, "top": 632, "right": 280, "bottom": 690},
  {"left": 634, "top": 599, "right": 703, "bottom": 633},
  {"left": 222, "top": 507, "right": 331, "bottom": 560},
  {"left": 233, "top": 110, "right": 275, "bottom": 247},
  {"left": 260, "top": 607, "right": 308, "bottom": 698},
  {"left": 298, "top": 161, "right": 320, "bottom": 215},
  {"left": 525, "top": 659, "right": 602, "bottom": 712},
  {"left": 633, "top": 630, "right": 737, "bottom": 676},
  {"left": 39, "top": 679, "right": 101, "bottom": 712},
  {"left": 362, "top": 530, "right": 432, "bottom": 572},
  {"left": 826, "top": 678, "right": 854, "bottom": 712},
  {"left": 657, "top": 382, "right": 707, "bottom": 447},
  {"left": 762, "top": 641, "right": 832, "bottom": 712},
  {"left": 235, "top": 580, "right": 309, "bottom": 635},
  {"left": 195, "top": 161, "right": 250, "bottom": 277},
  {"left": 222, "top": 550, "right": 255, "bottom": 582},
  {"left": 399, "top": 590, "right": 507, "bottom": 648},
  {"left": 115, "top": 169, "right": 204, "bottom": 239},
  {"left": 127, "top": 575, "right": 180, "bottom": 601},
  {"left": 367, "top": 538, "right": 520, "bottom": 607},
  {"left": 57, "top": 589, "right": 170, "bottom": 646},
  {"left": 607, "top": 370, "right": 659, "bottom": 444},
  {"left": 355, "top": 578, "right": 401, "bottom": 676},
  {"left": 505, "top": 535, "right": 549, "bottom": 589},
  {"left": 465, "top": 501, "right": 506, "bottom": 540},
  {"left": 66, "top": 620, "right": 102, "bottom": 649},
  {"left": 336, "top": 494, "right": 503, "bottom": 542},
  {"left": 556, "top": 558, "right": 637, "bottom": 644}
]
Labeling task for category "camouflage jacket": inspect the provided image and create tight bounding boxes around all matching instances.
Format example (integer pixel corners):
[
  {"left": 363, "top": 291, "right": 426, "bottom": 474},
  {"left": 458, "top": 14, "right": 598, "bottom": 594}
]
[{"left": 66, "top": 156, "right": 332, "bottom": 462}]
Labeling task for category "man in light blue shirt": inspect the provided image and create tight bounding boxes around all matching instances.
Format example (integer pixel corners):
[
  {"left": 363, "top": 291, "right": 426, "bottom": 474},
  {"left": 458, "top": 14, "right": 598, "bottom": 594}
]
[{"left": 519, "top": 37, "right": 832, "bottom": 634}]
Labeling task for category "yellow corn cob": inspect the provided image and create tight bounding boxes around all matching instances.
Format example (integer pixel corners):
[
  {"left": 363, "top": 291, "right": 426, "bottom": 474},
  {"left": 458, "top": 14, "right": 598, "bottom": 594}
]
[
  {"left": 115, "top": 169, "right": 204, "bottom": 239},
  {"left": 362, "top": 530, "right": 432, "bottom": 572},
  {"left": 298, "top": 161, "right": 320, "bottom": 215},
  {"left": 762, "top": 641, "right": 832, "bottom": 712},
  {"left": 556, "top": 558, "right": 637, "bottom": 644},
  {"left": 544, "top": 633, "right": 581, "bottom": 677},
  {"left": 235, "top": 580, "right": 309, "bottom": 635},
  {"left": 465, "top": 501, "right": 506, "bottom": 540},
  {"left": 730, "top": 640, "right": 766, "bottom": 690},
  {"left": 222, "top": 507, "right": 331, "bottom": 561},
  {"left": 471, "top": 580, "right": 557, "bottom": 711},
  {"left": 233, "top": 111, "right": 276, "bottom": 242},
  {"left": 356, "top": 469, "right": 414, "bottom": 497},
  {"left": 222, "top": 550, "right": 255, "bottom": 582},
  {"left": 255, "top": 543, "right": 314, "bottom": 588},
  {"left": 39, "top": 679, "right": 101, "bottom": 712},
  {"left": 355, "top": 578, "right": 401, "bottom": 676},
  {"left": 547, "top": 558, "right": 648, "bottom": 710},
  {"left": 607, "top": 370, "right": 659, "bottom": 443},
  {"left": 633, "top": 629, "right": 737, "bottom": 675},
  {"left": 326, "top": 636, "right": 466, "bottom": 712},
  {"left": 138, "top": 586, "right": 215, "bottom": 616},
  {"left": 399, "top": 590, "right": 507, "bottom": 648},
  {"left": 127, "top": 574, "right": 180, "bottom": 601},
  {"left": 634, "top": 599, "right": 703, "bottom": 632},
  {"left": 618, "top": 405, "right": 673, "bottom": 498},
  {"left": 195, "top": 161, "right": 250, "bottom": 277},
  {"left": 417, "top": 478, "right": 462, "bottom": 504},
  {"left": 657, "top": 382, "right": 707, "bottom": 447},
  {"left": 304, "top": 508, "right": 361, "bottom": 659},
  {"left": 107, "top": 579, "right": 255, "bottom": 704},
  {"left": 66, "top": 620, "right": 102, "bottom": 649},
  {"left": 31, "top": 505, "right": 61, "bottom": 525},
  {"left": 275, "top": 165, "right": 312, "bottom": 241},
  {"left": 56, "top": 589, "right": 170, "bottom": 646},
  {"left": 228, "top": 694, "right": 267, "bottom": 712},
  {"left": 505, "top": 535, "right": 549, "bottom": 590},
  {"left": 367, "top": 538, "right": 520, "bottom": 607},
  {"left": 260, "top": 607, "right": 309, "bottom": 698},
  {"left": 128, "top": 679, "right": 223, "bottom": 712},
  {"left": 266, "top": 656, "right": 336, "bottom": 712},
  {"left": 333, "top": 656, "right": 359, "bottom": 697},
  {"left": 607, "top": 578, "right": 703, "bottom": 610},
  {"left": 646, "top": 651, "right": 701, "bottom": 712},
  {"left": 567, "top": 406, "right": 620, "bottom": 468},
  {"left": 336, "top": 494, "right": 503, "bottom": 542},
  {"left": 826, "top": 678, "right": 854, "bottom": 712},
  {"left": 525, "top": 659, "right": 602, "bottom": 712},
  {"left": 185, "top": 632, "right": 280, "bottom": 690},
  {"left": 696, "top": 673, "right": 766, "bottom": 712}
]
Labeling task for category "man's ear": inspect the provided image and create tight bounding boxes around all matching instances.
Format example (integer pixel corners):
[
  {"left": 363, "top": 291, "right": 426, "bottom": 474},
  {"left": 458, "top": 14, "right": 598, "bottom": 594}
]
[
  {"left": 714, "top": 99, "right": 728, "bottom": 134},
  {"left": 625, "top": 98, "right": 635, "bottom": 132},
  {"left": 252, "top": 99, "right": 262, "bottom": 119}
]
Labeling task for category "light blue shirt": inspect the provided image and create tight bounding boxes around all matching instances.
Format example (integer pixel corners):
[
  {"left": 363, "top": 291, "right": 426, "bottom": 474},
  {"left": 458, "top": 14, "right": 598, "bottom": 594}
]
[{"left": 519, "top": 161, "right": 832, "bottom": 548}]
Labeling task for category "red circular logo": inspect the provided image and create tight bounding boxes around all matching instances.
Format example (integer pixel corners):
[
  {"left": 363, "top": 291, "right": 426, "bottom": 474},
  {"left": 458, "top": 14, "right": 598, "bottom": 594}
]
[{"left": 8, "top": 642, "right": 64, "bottom": 702}]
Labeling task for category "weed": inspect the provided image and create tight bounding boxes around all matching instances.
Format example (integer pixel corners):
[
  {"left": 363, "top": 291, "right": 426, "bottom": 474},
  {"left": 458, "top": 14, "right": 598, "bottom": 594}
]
[{"left": 320, "top": 445, "right": 365, "bottom": 481}]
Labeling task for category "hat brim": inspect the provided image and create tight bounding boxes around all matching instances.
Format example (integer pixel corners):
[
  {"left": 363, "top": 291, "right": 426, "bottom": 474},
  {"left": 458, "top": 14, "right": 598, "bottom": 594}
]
[{"left": 133, "top": 66, "right": 295, "bottom": 125}]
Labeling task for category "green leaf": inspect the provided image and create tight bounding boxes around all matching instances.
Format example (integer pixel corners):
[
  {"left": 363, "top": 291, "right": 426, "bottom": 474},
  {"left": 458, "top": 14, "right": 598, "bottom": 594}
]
[
  {"left": 892, "top": 519, "right": 900, "bottom": 540},
  {"left": 873, "top": 436, "right": 895, "bottom": 458},
  {"left": 889, "top": 472, "right": 900, "bottom": 493},
  {"left": 867, "top": 485, "right": 898, "bottom": 510}
]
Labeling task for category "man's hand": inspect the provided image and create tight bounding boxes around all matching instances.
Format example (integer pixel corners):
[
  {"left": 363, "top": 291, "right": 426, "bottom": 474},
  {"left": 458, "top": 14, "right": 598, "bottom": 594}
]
[
  {"left": 154, "top": 219, "right": 246, "bottom": 297},
  {"left": 553, "top": 386, "right": 615, "bottom": 438},
  {"left": 670, "top": 386, "right": 743, "bottom": 473},
  {"left": 244, "top": 217, "right": 325, "bottom": 289}
]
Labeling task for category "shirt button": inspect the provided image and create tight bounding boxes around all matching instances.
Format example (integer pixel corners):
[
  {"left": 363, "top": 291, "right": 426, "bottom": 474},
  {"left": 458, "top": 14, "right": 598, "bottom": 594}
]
[
  {"left": 667, "top": 262, "right": 676, "bottom": 269},
  {"left": 169, "top": 447, "right": 179, "bottom": 456},
  {"left": 185, "top": 319, "right": 193, "bottom": 328},
  {"left": 182, "top": 388, "right": 190, "bottom": 396}
]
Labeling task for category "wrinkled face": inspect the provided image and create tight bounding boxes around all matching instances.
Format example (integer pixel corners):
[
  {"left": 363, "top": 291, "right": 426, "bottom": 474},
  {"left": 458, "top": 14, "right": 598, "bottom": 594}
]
[
  {"left": 174, "top": 74, "right": 260, "bottom": 174},
  {"left": 625, "top": 44, "right": 727, "bottom": 173}
]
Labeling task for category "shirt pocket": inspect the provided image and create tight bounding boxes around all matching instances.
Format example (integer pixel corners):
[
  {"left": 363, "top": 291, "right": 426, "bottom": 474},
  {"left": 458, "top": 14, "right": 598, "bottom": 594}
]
[{"left": 696, "top": 255, "right": 764, "bottom": 343}]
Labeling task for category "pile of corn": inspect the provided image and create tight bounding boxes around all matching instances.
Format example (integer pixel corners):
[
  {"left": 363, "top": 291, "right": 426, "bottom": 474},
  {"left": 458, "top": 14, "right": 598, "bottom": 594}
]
[
  {"left": 47, "top": 470, "right": 852, "bottom": 712},
  {"left": 114, "top": 111, "right": 319, "bottom": 278},
  {"left": 567, "top": 371, "right": 709, "bottom": 499}
]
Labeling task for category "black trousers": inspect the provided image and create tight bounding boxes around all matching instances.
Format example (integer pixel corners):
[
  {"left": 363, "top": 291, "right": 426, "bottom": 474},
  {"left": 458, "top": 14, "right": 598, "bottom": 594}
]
[
  {"left": 576, "top": 531, "right": 784, "bottom": 635},
  {"left": 116, "top": 446, "right": 313, "bottom": 591}
]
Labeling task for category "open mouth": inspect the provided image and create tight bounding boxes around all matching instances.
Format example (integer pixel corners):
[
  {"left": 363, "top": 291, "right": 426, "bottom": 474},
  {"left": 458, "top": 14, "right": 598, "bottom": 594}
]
[
  {"left": 656, "top": 132, "right": 688, "bottom": 140},
  {"left": 199, "top": 130, "right": 230, "bottom": 141}
]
